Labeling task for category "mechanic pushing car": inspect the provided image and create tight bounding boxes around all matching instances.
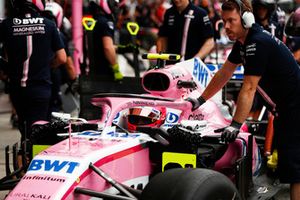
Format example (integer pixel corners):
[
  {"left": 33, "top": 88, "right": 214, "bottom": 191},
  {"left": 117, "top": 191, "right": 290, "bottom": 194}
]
[
  {"left": 0, "top": 0, "right": 66, "bottom": 152},
  {"left": 187, "top": 0, "right": 300, "bottom": 199}
]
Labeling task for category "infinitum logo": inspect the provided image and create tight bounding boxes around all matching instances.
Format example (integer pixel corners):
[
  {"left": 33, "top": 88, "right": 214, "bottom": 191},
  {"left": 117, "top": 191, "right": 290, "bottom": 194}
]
[{"left": 22, "top": 174, "right": 66, "bottom": 183}]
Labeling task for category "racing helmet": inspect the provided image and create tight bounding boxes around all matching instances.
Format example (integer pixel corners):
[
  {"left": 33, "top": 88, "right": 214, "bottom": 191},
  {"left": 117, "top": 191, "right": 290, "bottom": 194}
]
[
  {"left": 127, "top": 107, "right": 166, "bottom": 132},
  {"left": 45, "top": 1, "right": 64, "bottom": 28},
  {"left": 285, "top": 8, "right": 300, "bottom": 37},
  {"left": 89, "top": 0, "right": 120, "bottom": 15},
  {"left": 11, "top": 0, "right": 46, "bottom": 11}
]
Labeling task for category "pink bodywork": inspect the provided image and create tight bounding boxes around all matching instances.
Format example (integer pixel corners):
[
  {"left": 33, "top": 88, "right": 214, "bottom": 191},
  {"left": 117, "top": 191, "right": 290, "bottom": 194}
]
[
  {"left": 6, "top": 138, "right": 151, "bottom": 200},
  {"left": 6, "top": 58, "right": 260, "bottom": 199}
]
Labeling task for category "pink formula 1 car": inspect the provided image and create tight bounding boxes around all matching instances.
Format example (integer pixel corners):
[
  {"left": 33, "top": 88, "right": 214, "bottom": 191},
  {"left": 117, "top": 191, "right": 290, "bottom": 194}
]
[{"left": 2, "top": 54, "right": 281, "bottom": 200}]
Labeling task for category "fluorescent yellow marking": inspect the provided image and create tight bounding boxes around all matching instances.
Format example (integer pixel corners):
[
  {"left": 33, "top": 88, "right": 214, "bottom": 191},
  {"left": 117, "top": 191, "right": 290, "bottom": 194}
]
[
  {"left": 82, "top": 17, "right": 96, "bottom": 31},
  {"left": 32, "top": 145, "right": 50, "bottom": 158},
  {"left": 144, "top": 53, "right": 181, "bottom": 61},
  {"left": 126, "top": 22, "right": 140, "bottom": 35},
  {"left": 162, "top": 152, "right": 196, "bottom": 171}
]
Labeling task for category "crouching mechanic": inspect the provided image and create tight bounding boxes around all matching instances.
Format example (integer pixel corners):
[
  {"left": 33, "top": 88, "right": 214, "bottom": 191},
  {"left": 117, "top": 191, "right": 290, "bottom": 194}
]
[
  {"left": 187, "top": 0, "right": 300, "bottom": 199},
  {"left": 0, "top": 0, "right": 66, "bottom": 153}
]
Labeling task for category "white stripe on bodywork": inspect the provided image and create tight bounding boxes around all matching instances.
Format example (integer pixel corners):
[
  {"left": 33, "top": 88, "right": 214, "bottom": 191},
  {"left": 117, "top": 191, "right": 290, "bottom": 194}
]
[{"left": 21, "top": 35, "right": 32, "bottom": 87}]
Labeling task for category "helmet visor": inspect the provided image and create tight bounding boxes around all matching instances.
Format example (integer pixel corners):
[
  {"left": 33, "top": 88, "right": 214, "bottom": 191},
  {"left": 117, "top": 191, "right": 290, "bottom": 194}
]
[{"left": 128, "top": 115, "right": 157, "bottom": 125}]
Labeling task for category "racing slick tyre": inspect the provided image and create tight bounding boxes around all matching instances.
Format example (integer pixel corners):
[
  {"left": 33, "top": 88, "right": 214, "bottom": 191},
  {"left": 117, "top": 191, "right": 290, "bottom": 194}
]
[{"left": 140, "top": 168, "right": 241, "bottom": 200}]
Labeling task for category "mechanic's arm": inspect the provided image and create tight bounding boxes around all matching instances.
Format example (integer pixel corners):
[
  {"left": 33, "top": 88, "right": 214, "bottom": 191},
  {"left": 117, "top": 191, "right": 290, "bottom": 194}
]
[
  {"left": 232, "top": 75, "right": 261, "bottom": 124},
  {"left": 103, "top": 36, "right": 118, "bottom": 66},
  {"left": 103, "top": 36, "right": 123, "bottom": 80},
  {"left": 51, "top": 48, "right": 67, "bottom": 68},
  {"left": 65, "top": 56, "right": 77, "bottom": 81},
  {"left": 194, "top": 37, "right": 215, "bottom": 60},
  {"left": 156, "top": 36, "right": 168, "bottom": 53},
  {"left": 293, "top": 49, "right": 300, "bottom": 64},
  {"left": 201, "top": 60, "right": 238, "bottom": 100}
]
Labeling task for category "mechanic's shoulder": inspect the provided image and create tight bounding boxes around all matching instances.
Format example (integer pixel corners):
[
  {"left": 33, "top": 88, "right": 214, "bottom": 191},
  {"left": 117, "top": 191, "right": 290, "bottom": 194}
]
[
  {"left": 43, "top": 17, "right": 57, "bottom": 28},
  {"left": 95, "top": 15, "right": 110, "bottom": 25},
  {"left": 249, "top": 25, "right": 270, "bottom": 42},
  {"left": 164, "top": 6, "right": 175, "bottom": 15},
  {"left": 0, "top": 17, "right": 12, "bottom": 25},
  {"left": 192, "top": 4, "right": 208, "bottom": 15}
]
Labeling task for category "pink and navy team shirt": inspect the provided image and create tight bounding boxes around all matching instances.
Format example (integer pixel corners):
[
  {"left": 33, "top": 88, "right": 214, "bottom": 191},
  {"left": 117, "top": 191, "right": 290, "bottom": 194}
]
[
  {"left": 0, "top": 13, "right": 64, "bottom": 89},
  {"left": 158, "top": 3, "right": 214, "bottom": 63},
  {"left": 228, "top": 23, "right": 300, "bottom": 112}
]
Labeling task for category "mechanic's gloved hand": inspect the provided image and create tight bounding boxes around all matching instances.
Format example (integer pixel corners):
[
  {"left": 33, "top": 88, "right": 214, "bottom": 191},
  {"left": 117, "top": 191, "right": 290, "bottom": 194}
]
[
  {"left": 65, "top": 77, "right": 79, "bottom": 95},
  {"left": 215, "top": 120, "right": 242, "bottom": 143},
  {"left": 112, "top": 63, "right": 123, "bottom": 81},
  {"left": 185, "top": 96, "right": 206, "bottom": 111}
]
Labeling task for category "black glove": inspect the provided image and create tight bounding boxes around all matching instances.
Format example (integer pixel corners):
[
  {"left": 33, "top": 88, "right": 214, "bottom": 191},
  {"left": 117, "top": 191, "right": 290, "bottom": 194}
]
[
  {"left": 185, "top": 96, "right": 206, "bottom": 111},
  {"left": 215, "top": 120, "right": 242, "bottom": 143},
  {"left": 65, "top": 78, "right": 79, "bottom": 95}
]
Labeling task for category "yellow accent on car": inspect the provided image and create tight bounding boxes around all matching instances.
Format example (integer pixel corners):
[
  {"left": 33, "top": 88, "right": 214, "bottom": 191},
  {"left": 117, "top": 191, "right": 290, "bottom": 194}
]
[
  {"left": 143, "top": 53, "right": 181, "bottom": 61},
  {"left": 162, "top": 152, "right": 196, "bottom": 171},
  {"left": 32, "top": 145, "right": 50, "bottom": 158}
]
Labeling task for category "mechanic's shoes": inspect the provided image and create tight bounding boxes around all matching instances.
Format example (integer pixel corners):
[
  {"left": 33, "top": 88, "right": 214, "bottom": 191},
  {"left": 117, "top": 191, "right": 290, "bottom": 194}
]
[{"left": 112, "top": 63, "right": 123, "bottom": 81}]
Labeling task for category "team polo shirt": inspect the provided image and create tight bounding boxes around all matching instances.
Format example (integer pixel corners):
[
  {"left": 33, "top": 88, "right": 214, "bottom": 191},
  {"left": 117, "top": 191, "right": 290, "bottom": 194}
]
[
  {"left": 91, "top": 14, "right": 114, "bottom": 76},
  {"left": 158, "top": 3, "right": 214, "bottom": 62},
  {"left": 0, "top": 13, "right": 64, "bottom": 89},
  {"left": 228, "top": 23, "right": 300, "bottom": 112}
]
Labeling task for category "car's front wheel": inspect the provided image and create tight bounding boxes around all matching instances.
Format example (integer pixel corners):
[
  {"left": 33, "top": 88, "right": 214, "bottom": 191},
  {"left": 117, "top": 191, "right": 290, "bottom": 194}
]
[{"left": 140, "top": 168, "right": 240, "bottom": 200}]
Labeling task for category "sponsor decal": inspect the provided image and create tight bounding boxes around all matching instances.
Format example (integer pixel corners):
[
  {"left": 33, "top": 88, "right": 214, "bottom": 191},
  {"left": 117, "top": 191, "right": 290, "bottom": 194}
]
[
  {"left": 193, "top": 58, "right": 211, "bottom": 87},
  {"left": 13, "top": 17, "right": 44, "bottom": 25},
  {"left": 133, "top": 101, "right": 155, "bottom": 106},
  {"left": 168, "top": 15, "right": 175, "bottom": 26},
  {"left": 107, "top": 21, "right": 114, "bottom": 30},
  {"left": 203, "top": 15, "right": 211, "bottom": 25},
  {"left": 104, "top": 131, "right": 141, "bottom": 139},
  {"left": 184, "top": 13, "right": 195, "bottom": 19},
  {"left": 28, "top": 159, "right": 79, "bottom": 174},
  {"left": 170, "top": 69, "right": 184, "bottom": 80},
  {"left": 10, "top": 192, "right": 51, "bottom": 199},
  {"left": 188, "top": 113, "right": 204, "bottom": 120},
  {"left": 22, "top": 174, "right": 65, "bottom": 183},
  {"left": 165, "top": 112, "right": 179, "bottom": 124},
  {"left": 12, "top": 17, "right": 45, "bottom": 36},
  {"left": 245, "top": 43, "right": 256, "bottom": 56},
  {"left": 112, "top": 112, "right": 121, "bottom": 124}
]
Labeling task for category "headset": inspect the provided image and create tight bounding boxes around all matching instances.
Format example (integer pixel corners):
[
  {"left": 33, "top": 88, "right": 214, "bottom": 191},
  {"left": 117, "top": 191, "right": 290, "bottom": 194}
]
[{"left": 230, "top": 0, "right": 255, "bottom": 28}]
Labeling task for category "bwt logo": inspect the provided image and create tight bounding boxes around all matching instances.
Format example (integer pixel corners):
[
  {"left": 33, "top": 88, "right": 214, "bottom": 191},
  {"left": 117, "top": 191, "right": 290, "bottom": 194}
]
[
  {"left": 113, "top": 112, "right": 120, "bottom": 123},
  {"left": 13, "top": 17, "right": 44, "bottom": 25},
  {"left": 193, "top": 59, "right": 211, "bottom": 87},
  {"left": 166, "top": 113, "right": 179, "bottom": 123},
  {"left": 28, "top": 159, "right": 79, "bottom": 174}
]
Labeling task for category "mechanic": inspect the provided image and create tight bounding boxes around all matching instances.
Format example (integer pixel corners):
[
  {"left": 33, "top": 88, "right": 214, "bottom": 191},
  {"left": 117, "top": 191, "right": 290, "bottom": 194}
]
[
  {"left": 44, "top": 1, "right": 77, "bottom": 114},
  {"left": 87, "top": 0, "right": 123, "bottom": 81},
  {"left": 0, "top": 0, "right": 66, "bottom": 149},
  {"left": 156, "top": 0, "right": 215, "bottom": 64},
  {"left": 285, "top": 8, "right": 300, "bottom": 64},
  {"left": 187, "top": 0, "right": 300, "bottom": 199},
  {"left": 252, "top": 0, "right": 284, "bottom": 41}
]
